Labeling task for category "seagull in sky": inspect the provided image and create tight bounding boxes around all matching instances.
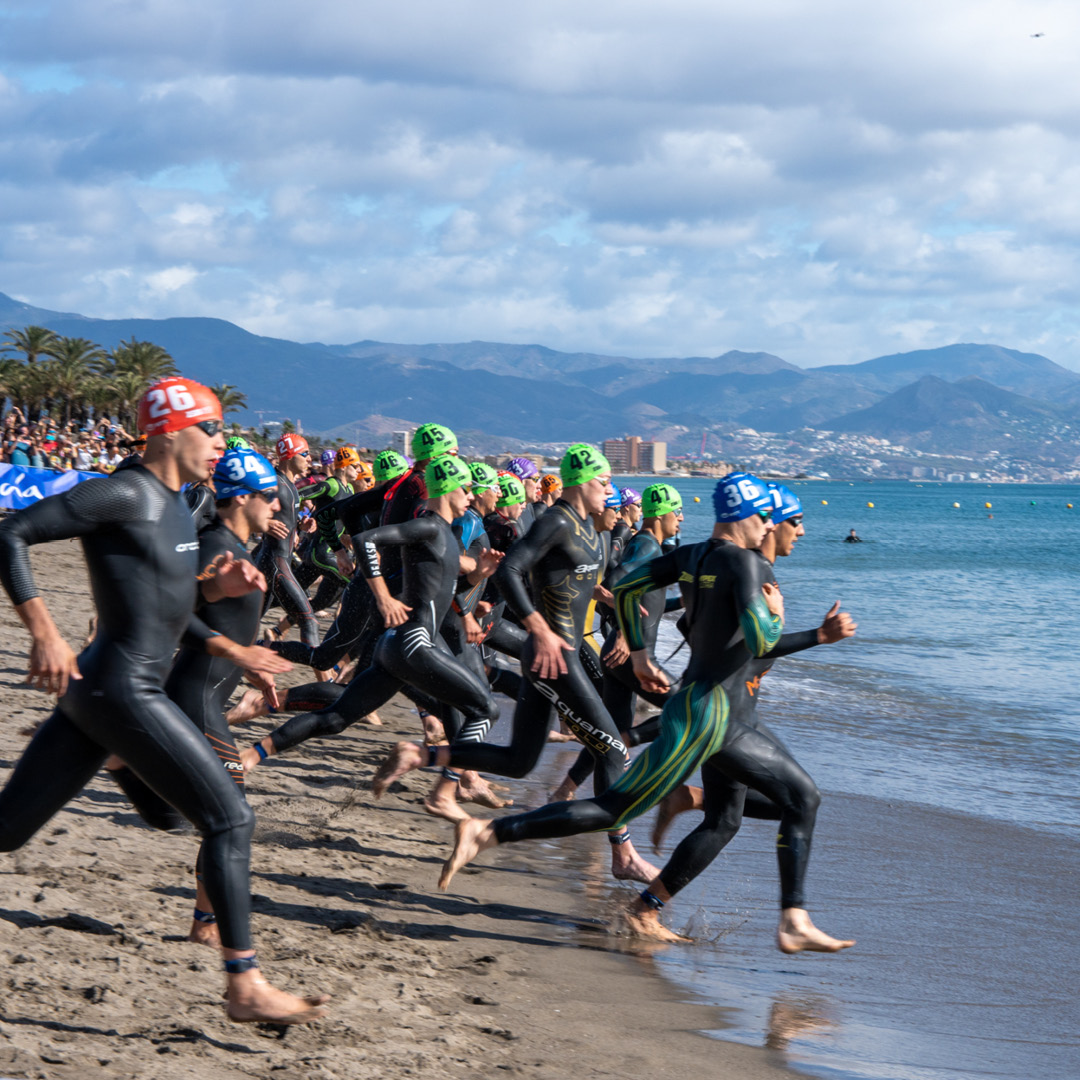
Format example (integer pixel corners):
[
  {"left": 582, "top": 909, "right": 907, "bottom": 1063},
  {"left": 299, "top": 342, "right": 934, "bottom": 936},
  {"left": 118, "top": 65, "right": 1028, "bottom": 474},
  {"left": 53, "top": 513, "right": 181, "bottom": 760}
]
[{"left": 1031, "top": 32, "right": 1045, "bottom": 37}]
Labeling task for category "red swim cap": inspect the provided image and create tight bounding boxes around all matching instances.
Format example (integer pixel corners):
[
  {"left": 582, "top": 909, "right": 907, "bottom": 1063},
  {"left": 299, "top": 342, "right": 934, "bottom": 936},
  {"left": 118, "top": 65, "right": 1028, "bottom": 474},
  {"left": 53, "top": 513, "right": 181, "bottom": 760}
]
[
  {"left": 138, "top": 378, "right": 223, "bottom": 436},
  {"left": 276, "top": 433, "right": 310, "bottom": 461}
]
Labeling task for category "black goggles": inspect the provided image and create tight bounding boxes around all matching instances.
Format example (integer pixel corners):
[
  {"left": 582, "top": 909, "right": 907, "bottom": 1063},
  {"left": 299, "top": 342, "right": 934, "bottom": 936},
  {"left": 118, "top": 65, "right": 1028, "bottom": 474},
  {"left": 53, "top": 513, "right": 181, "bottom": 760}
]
[
  {"left": 195, "top": 419, "right": 223, "bottom": 437},
  {"left": 254, "top": 489, "right": 280, "bottom": 503}
]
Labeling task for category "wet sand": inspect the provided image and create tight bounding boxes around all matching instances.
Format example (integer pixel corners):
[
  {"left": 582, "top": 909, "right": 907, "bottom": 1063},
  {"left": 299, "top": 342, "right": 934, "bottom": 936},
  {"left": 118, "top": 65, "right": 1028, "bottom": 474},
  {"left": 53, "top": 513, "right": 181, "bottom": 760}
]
[{"left": 0, "top": 541, "right": 800, "bottom": 1080}]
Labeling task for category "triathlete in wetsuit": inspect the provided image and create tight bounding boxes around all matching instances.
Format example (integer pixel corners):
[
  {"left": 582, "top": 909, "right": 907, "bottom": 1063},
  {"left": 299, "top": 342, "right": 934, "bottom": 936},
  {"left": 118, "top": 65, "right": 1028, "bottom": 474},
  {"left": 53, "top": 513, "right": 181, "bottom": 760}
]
[
  {"left": 619, "top": 486, "right": 643, "bottom": 530},
  {"left": 638, "top": 484, "right": 857, "bottom": 954},
  {"left": 243, "top": 455, "right": 500, "bottom": 773},
  {"left": 253, "top": 433, "right": 319, "bottom": 647},
  {"left": 378, "top": 444, "right": 658, "bottom": 884},
  {"left": 436, "top": 471, "right": 785, "bottom": 894},
  {"left": 293, "top": 445, "right": 361, "bottom": 615},
  {"left": 555, "top": 482, "right": 684, "bottom": 798},
  {"left": 0, "top": 378, "right": 326, "bottom": 1024},
  {"left": 503, "top": 456, "right": 544, "bottom": 530},
  {"left": 264, "top": 451, "right": 410, "bottom": 677}
]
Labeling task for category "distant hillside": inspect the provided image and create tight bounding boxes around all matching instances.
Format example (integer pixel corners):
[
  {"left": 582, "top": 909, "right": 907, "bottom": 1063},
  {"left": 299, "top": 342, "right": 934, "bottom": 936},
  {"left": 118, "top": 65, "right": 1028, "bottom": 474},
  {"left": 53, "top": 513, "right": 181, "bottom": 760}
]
[
  {"left": 828, "top": 374, "right": 1075, "bottom": 457},
  {"left": 816, "top": 343, "right": 1080, "bottom": 399},
  {"left": 3, "top": 291, "right": 1079, "bottom": 457}
]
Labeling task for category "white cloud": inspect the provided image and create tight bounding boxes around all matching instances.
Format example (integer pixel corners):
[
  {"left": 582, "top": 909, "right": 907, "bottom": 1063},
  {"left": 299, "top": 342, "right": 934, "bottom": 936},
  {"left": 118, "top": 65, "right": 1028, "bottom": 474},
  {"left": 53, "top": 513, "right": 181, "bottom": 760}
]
[{"left": 1, "top": 1, "right": 1080, "bottom": 368}]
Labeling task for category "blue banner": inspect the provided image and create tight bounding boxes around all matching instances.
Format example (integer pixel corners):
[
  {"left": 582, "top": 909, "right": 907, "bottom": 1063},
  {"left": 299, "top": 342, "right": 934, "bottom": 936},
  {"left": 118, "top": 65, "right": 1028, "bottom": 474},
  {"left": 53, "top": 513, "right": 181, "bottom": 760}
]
[{"left": 0, "top": 463, "right": 102, "bottom": 509}]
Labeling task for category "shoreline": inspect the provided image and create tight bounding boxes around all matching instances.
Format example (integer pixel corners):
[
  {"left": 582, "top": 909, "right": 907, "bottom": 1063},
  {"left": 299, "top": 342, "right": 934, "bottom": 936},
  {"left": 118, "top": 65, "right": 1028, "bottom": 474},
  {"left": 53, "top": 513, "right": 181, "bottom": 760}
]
[{"left": 0, "top": 542, "right": 800, "bottom": 1080}]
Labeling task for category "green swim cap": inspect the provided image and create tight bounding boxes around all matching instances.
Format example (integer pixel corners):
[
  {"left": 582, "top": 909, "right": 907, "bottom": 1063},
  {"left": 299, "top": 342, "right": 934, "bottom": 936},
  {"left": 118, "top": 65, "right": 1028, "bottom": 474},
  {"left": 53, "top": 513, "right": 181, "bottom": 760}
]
[
  {"left": 560, "top": 443, "right": 611, "bottom": 487},
  {"left": 642, "top": 483, "right": 683, "bottom": 518},
  {"left": 496, "top": 473, "right": 526, "bottom": 508},
  {"left": 468, "top": 461, "right": 499, "bottom": 492},
  {"left": 425, "top": 454, "right": 472, "bottom": 498},
  {"left": 373, "top": 449, "right": 409, "bottom": 484},
  {"left": 225, "top": 435, "right": 252, "bottom": 451},
  {"left": 411, "top": 423, "right": 457, "bottom": 461}
]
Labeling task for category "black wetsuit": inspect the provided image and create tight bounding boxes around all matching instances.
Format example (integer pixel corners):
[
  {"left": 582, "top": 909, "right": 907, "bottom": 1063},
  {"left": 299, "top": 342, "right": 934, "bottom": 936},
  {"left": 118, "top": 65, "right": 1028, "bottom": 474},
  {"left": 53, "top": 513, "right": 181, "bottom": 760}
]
[
  {"left": 294, "top": 474, "right": 354, "bottom": 614},
  {"left": 253, "top": 468, "right": 319, "bottom": 647},
  {"left": 491, "top": 537, "right": 782, "bottom": 846},
  {"left": 441, "top": 500, "right": 629, "bottom": 791},
  {"left": 266, "top": 511, "right": 495, "bottom": 755},
  {"left": 0, "top": 467, "right": 257, "bottom": 951},
  {"left": 271, "top": 482, "right": 391, "bottom": 673},
  {"left": 566, "top": 528, "right": 681, "bottom": 788},
  {"left": 656, "top": 555, "right": 822, "bottom": 910},
  {"left": 184, "top": 483, "right": 217, "bottom": 532}
]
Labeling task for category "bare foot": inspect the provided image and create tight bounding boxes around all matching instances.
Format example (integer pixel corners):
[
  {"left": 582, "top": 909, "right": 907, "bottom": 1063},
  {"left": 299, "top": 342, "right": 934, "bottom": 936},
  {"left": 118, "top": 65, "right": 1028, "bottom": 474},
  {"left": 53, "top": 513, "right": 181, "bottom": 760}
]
[
  {"left": 226, "top": 973, "right": 330, "bottom": 1025},
  {"left": 226, "top": 688, "right": 269, "bottom": 725},
  {"left": 188, "top": 920, "right": 221, "bottom": 949},
  {"left": 361, "top": 711, "right": 383, "bottom": 726},
  {"left": 611, "top": 838, "right": 661, "bottom": 883},
  {"left": 650, "top": 784, "right": 702, "bottom": 853},
  {"left": 438, "top": 818, "right": 498, "bottom": 891},
  {"left": 548, "top": 778, "right": 577, "bottom": 803},
  {"left": 624, "top": 905, "right": 691, "bottom": 943},
  {"left": 424, "top": 780, "right": 469, "bottom": 822},
  {"left": 372, "top": 741, "right": 425, "bottom": 798},
  {"left": 546, "top": 729, "right": 578, "bottom": 743},
  {"left": 314, "top": 668, "right": 333, "bottom": 682},
  {"left": 240, "top": 744, "right": 266, "bottom": 773},
  {"left": 420, "top": 713, "right": 447, "bottom": 744},
  {"left": 334, "top": 658, "right": 359, "bottom": 683},
  {"left": 458, "top": 772, "right": 513, "bottom": 809},
  {"left": 776, "top": 908, "right": 855, "bottom": 954}
]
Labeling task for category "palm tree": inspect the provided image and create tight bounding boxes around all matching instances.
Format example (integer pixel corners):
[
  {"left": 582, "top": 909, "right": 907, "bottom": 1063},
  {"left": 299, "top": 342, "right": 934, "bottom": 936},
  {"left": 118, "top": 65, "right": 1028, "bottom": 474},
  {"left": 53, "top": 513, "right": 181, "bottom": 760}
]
[
  {"left": 211, "top": 383, "right": 247, "bottom": 419},
  {"left": 4, "top": 325, "right": 59, "bottom": 365},
  {"left": 44, "top": 337, "right": 106, "bottom": 426},
  {"left": 106, "top": 370, "right": 153, "bottom": 432},
  {"left": 103, "top": 338, "right": 177, "bottom": 383}
]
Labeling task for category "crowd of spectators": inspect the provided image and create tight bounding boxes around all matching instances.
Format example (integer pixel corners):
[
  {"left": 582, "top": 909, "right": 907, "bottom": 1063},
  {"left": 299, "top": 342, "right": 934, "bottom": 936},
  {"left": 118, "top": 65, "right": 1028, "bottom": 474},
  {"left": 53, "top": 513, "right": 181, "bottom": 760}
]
[{"left": 1, "top": 407, "right": 136, "bottom": 474}]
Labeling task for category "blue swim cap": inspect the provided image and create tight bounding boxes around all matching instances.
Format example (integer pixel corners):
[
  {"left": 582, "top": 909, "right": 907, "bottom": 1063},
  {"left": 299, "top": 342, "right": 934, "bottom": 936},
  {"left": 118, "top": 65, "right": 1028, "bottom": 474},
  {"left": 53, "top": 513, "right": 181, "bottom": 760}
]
[
  {"left": 214, "top": 448, "right": 279, "bottom": 499},
  {"left": 767, "top": 483, "right": 803, "bottom": 523},
  {"left": 605, "top": 481, "right": 622, "bottom": 509},
  {"left": 713, "top": 472, "right": 773, "bottom": 522}
]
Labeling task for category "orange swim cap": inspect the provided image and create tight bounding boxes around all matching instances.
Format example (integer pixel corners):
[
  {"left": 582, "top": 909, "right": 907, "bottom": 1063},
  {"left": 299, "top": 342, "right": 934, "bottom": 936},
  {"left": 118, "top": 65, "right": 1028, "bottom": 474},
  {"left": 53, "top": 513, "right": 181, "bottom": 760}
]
[
  {"left": 540, "top": 473, "right": 561, "bottom": 496},
  {"left": 276, "top": 433, "right": 310, "bottom": 461},
  {"left": 138, "top": 378, "right": 223, "bottom": 436}
]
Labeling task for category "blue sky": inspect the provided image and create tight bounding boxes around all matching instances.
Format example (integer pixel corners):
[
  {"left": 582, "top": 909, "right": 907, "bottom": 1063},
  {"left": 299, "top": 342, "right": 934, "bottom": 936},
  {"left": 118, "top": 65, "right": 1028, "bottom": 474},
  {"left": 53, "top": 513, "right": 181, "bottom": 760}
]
[{"left": 2, "top": 0, "right": 1079, "bottom": 368}]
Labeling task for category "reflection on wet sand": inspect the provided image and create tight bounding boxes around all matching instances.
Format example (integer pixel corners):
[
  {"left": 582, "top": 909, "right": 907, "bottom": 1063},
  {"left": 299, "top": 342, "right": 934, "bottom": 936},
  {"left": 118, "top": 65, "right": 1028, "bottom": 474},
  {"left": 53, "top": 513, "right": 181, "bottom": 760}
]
[{"left": 764, "top": 993, "right": 836, "bottom": 1052}]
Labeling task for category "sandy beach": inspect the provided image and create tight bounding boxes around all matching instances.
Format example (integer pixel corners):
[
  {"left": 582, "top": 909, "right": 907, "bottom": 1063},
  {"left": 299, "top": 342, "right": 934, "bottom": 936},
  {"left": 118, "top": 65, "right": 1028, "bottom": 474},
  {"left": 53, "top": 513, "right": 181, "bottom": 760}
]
[{"left": 0, "top": 540, "right": 800, "bottom": 1080}]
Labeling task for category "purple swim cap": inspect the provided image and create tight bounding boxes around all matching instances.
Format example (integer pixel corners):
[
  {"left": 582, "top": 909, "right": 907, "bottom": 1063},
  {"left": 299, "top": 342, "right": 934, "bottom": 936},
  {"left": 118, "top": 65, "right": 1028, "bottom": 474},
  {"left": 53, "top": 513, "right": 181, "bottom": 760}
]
[
  {"left": 504, "top": 456, "right": 540, "bottom": 481},
  {"left": 620, "top": 487, "right": 642, "bottom": 507}
]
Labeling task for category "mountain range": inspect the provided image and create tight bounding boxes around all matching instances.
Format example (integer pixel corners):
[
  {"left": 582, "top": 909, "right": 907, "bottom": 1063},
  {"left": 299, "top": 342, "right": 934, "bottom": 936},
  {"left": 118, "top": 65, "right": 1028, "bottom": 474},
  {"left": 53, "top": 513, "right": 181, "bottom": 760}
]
[{"left": 2, "top": 291, "right": 1079, "bottom": 461}]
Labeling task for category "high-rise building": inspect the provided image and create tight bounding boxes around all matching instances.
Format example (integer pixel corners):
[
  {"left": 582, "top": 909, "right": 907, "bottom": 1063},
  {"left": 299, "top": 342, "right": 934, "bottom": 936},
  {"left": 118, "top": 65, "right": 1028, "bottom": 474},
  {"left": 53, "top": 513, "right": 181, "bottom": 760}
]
[
  {"left": 390, "top": 430, "right": 411, "bottom": 457},
  {"left": 602, "top": 436, "right": 667, "bottom": 473}
]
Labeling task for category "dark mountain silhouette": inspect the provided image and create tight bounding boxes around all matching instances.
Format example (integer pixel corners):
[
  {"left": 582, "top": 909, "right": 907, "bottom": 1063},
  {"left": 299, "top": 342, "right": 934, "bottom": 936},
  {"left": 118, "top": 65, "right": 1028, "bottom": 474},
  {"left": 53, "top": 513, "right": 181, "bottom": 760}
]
[
  {"left": 2, "top": 291, "right": 1079, "bottom": 455},
  {"left": 826, "top": 375, "right": 1074, "bottom": 456},
  {"left": 815, "top": 343, "right": 1080, "bottom": 399}
]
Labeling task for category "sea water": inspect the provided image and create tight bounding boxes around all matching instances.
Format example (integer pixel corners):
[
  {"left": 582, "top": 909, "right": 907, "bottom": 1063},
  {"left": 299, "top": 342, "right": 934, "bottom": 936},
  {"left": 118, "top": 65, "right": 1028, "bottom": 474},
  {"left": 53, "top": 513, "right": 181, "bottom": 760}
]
[{"left": 611, "top": 477, "right": 1080, "bottom": 1080}]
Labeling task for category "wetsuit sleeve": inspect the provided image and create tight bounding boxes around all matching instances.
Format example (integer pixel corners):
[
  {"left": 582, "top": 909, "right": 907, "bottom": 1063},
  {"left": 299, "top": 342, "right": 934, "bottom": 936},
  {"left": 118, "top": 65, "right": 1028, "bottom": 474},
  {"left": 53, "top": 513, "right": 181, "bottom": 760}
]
[
  {"left": 355, "top": 516, "right": 439, "bottom": 579},
  {"left": 297, "top": 478, "right": 333, "bottom": 502},
  {"left": 768, "top": 628, "right": 819, "bottom": 658},
  {"left": 735, "top": 551, "right": 783, "bottom": 657},
  {"left": 180, "top": 613, "right": 222, "bottom": 650},
  {"left": 493, "top": 510, "right": 568, "bottom": 622},
  {"left": 0, "top": 477, "right": 131, "bottom": 605},
  {"left": 613, "top": 548, "right": 682, "bottom": 652}
]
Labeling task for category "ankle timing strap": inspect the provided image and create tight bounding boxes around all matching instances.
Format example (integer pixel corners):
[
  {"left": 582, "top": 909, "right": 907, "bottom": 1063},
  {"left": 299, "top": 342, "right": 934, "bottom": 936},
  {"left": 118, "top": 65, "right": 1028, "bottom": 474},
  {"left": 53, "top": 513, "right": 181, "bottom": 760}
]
[
  {"left": 254, "top": 742, "right": 269, "bottom": 761},
  {"left": 640, "top": 889, "right": 665, "bottom": 911},
  {"left": 192, "top": 907, "right": 217, "bottom": 924},
  {"left": 441, "top": 768, "right": 461, "bottom": 782},
  {"left": 223, "top": 954, "right": 259, "bottom": 974},
  {"left": 608, "top": 831, "right": 632, "bottom": 845}
]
